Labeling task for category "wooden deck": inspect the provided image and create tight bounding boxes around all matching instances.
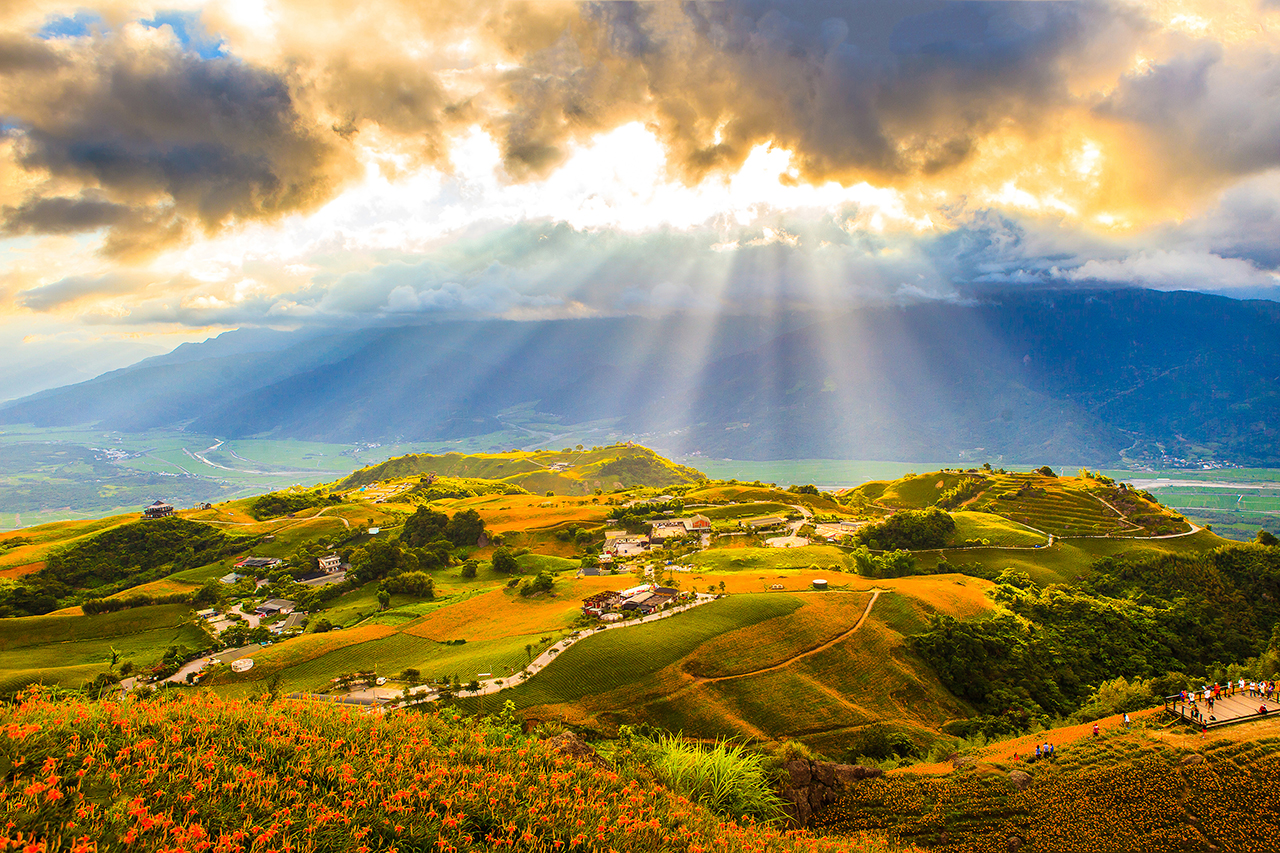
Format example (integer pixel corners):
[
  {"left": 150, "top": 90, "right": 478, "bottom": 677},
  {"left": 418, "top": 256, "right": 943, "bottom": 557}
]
[{"left": 1165, "top": 691, "right": 1277, "bottom": 729}]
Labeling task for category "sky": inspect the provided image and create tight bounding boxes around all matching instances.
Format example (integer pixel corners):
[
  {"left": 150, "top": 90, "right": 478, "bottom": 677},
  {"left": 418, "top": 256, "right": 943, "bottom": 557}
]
[{"left": 3, "top": 0, "right": 1280, "bottom": 397}]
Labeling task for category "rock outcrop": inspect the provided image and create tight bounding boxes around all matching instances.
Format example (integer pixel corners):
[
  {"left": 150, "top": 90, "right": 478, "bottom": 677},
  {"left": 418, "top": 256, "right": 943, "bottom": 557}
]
[{"left": 779, "top": 759, "right": 883, "bottom": 826}]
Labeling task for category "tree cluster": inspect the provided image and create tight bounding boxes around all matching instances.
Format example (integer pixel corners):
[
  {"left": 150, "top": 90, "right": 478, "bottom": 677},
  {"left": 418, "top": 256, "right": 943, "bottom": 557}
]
[
  {"left": 854, "top": 507, "right": 955, "bottom": 551},
  {"left": 0, "top": 518, "right": 243, "bottom": 617},
  {"left": 248, "top": 489, "right": 340, "bottom": 521},
  {"left": 911, "top": 544, "right": 1280, "bottom": 722}
]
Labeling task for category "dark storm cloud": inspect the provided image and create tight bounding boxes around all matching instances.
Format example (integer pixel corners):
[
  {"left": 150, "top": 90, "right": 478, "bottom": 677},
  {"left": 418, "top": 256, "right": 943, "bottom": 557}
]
[
  {"left": 0, "top": 32, "right": 63, "bottom": 72},
  {"left": 1098, "top": 43, "right": 1280, "bottom": 180},
  {"left": 0, "top": 26, "right": 352, "bottom": 254},
  {"left": 491, "top": 1, "right": 1140, "bottom": 182},
  {"left": 2, "top": 192, "right": 135, "bottom": 234}
]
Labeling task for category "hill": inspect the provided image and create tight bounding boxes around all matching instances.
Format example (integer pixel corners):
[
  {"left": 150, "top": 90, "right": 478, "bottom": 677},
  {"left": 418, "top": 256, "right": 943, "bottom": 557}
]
[
  {"left": 480, "top": 576, "right": 995, "bottom": 759},
  {"left": 818, "top": 715, "right": 1280, "bottom": 851},
  {"left": 3, "top": 289, "right": 1279, "bottom": 465},
  {"left": 849, "top": 469, "right": 1191, "bottom": 539},
  {"left": 339, "top": 445, "right": 706, "bottom": 495}
]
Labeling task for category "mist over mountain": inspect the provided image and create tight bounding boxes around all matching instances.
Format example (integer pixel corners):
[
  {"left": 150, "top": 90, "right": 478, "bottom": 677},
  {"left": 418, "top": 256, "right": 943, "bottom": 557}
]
[{"left": 2, "top": 288, "right": 1277, "bottom": 466}]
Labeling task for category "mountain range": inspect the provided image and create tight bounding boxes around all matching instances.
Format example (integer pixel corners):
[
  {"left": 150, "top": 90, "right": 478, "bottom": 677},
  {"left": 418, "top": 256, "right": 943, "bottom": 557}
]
[{"left": 3, "top": 288, "right": 1277, "bottom": 466}]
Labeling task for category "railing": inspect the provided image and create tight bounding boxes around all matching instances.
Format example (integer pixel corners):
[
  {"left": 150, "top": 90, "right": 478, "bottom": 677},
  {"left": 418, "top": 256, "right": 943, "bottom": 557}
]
[{"left": 1164, "top": 688, "right": 1275, "bottom": 729}]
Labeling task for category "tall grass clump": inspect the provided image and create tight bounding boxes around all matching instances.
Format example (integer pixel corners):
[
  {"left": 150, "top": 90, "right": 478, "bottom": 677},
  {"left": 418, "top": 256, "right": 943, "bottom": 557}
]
[{"left": 646, "top": 733, "right": 789, "bottom": 823}]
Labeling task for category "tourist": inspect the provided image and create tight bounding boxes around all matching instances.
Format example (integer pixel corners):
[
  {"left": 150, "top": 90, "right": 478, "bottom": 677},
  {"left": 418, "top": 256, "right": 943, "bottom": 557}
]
[
  {"left": 1036, "top": 745, "right": 1042, "bottom": 760},
  {"left": 1259, "top": 705, "right": 1269, "bottom": 716},
  {"left": 1092, "top": 722, "right": 1099, "bottom": 738},
  {"left": 1123, "top": 712, "right": 1131, "bottom": 728}
]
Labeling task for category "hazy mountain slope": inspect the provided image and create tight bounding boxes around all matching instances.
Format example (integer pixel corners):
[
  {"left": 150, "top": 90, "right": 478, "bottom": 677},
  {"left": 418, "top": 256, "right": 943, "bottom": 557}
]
[{"left": 1, "top": 289, "right": 1276, "bottom": 464}]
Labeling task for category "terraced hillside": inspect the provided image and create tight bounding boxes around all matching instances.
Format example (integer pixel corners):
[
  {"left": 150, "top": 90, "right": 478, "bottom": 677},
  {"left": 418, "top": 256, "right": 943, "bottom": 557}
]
[
  {"left": 852, "top": 471, "right": 1190, "bottom": 538},
  {"left": 818, "top": 718, "right": 1280, "bottom": 852}
]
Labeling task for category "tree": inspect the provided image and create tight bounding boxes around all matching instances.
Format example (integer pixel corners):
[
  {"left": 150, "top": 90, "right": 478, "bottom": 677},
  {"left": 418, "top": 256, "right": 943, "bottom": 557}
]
[
  {"left": 460, "top": 560, "right": 478, "bottom": 579},
  {"left": 1037, "top": 466, "right": 1057, "bottom": 477},
  {"left": 444, "top": 509, "right": 486, "bottom": 547},
  {"left": 400, "top": 506, "right": 449, "bottom": 547},
  {"left": 718, "top": 580, "right": 726, "bottom": 594},
  {"left": 377, "top": 587, "right": 391, "bottom": 610},
  {"left": 1257, "top": 530, "right": 1279, "bottom": 547},
  {"left": 525, "top": 643, "right": 534, "bottom": 663},
  {"left": 492, "top": 548, "right": 519, "bottom": 574}
]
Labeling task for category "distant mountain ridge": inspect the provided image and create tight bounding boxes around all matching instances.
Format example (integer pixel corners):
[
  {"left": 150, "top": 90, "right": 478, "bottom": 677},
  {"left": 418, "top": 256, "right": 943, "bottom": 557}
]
[{"left": 2, "top": 288, "right": 1277, "bottom": 465}]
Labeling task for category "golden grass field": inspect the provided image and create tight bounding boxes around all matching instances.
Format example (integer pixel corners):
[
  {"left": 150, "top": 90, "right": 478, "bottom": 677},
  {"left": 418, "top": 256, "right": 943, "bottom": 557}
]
[{"left": 404, "top": 576, "right": 632, "bottom": 641}]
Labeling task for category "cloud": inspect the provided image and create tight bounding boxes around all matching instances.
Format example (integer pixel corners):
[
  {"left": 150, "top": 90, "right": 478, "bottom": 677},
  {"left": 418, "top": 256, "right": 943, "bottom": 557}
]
[
  {"left": 17, "top": 271, "right": 152, "bottom": 311},
  {"left": 0, "top": 21, "right": 353, "bottom": 255},
  {"left": 1061, "top": 249, "right": 1280, "bottom": 290}
]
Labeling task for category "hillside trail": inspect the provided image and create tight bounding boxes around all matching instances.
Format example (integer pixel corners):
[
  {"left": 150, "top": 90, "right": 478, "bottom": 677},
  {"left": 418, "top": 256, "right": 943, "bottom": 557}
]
[
  {"left": 694, "top": 587, "right": 887, "bottom": 685},
  {"left": 894, "top": 707, "right": 1169, "bottom": 775}
]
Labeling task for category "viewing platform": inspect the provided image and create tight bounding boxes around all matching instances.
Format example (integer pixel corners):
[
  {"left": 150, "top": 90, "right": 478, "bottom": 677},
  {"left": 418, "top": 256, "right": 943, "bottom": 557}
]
[{"left": 1165, "top": 690, "right": 1276, "bottom": 729}]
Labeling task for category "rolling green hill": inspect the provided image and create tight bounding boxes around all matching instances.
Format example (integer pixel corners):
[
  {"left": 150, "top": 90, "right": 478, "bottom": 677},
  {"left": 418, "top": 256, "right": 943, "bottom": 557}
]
[{"left": 338, "top": 444, "right": 705, "bottom": 495}]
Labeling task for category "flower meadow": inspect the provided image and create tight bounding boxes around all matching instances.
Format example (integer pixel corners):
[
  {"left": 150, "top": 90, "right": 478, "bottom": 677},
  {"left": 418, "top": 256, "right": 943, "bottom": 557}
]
[
  {"left": 0, "top": 691, "right": 904, "bottom": 853},
  {"left": 816, "top": 732, "right": 1280, "bottom": 852}
]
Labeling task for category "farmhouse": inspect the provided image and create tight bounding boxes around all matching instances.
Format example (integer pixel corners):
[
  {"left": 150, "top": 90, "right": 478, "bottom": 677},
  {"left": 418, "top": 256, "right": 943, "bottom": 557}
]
[
  {"left": 272, "top": 612, "right": 307, "bottom": 633},
  {"left": 236, "top": 556, "right": 284, "bottom": 571},
  {"left": 255, "top": 598, "right": 296, "bottom": 616},
  {"left": 743, "top": 516, "right": 787, "bottom": 530},
  {"left": 621, "top": 591, "right": 655, "bottom": 612},
  {"left": 603, "top": 533, "right": 648, "bottom": 557},
  {"left": 581, "top": 591, "right": 622, "bottom": 617},
  {"left": 318, "top": 553, "right": 341, "bottom": 572},
  {"left": 219, "top": 572, "right": 242, "bottom": 585},
  {"left": 142, "top": 500, "right": 174, "bottom": 519}
]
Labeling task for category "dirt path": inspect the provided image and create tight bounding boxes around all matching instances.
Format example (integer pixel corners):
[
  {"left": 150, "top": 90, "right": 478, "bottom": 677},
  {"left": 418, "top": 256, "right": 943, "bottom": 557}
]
[
  {"left": 698, "top": 588, "right": 885, "bottom": 685},
  {"left": 895, "top": 708, "right": 1167, "bottom": 775}
]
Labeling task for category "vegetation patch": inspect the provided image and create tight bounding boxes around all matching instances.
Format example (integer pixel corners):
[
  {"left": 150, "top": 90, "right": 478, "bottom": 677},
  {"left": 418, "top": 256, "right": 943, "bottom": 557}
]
[{"left": 0, "top": 691, "right": 898, "bottom": 853}]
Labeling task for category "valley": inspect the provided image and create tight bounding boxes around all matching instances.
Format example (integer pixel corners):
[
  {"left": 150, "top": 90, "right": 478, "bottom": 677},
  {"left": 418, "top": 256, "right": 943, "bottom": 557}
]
[{"left": 2, "top": 444, "right": 1278, "bottom": 851}]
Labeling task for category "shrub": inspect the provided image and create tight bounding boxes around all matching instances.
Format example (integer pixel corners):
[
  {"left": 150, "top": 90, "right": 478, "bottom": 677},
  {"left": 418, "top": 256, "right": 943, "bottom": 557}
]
[{"left": 645, "top": 733, "right": 788, "bottom": 823}]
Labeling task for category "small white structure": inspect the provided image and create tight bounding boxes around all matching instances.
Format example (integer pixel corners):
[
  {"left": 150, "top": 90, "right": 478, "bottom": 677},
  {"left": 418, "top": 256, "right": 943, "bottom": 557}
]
[
  {"left": 319, "top": 553, "right": 341, "bottom": 571},
  {"left": 231, "top": 658, "right": 254, "bottom": 673},
  {"left": 812, "top": 578, "right": 828, "bottom": 590}
]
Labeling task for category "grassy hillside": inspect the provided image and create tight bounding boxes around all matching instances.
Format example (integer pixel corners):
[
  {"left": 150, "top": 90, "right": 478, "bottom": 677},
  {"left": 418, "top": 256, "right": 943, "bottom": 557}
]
[
  {"left": 0, "top": 603, "right": 205, "bottom": 693},
  {"left": 0, "top": 691, "right": 899, "bottom": 853},
  {"left": 819, "top": 718, "right": 1280, "bottom": 851},
  {"left": 339, "top": 444, "right": 706, "bottom": 495},
  {"left": 492, "top": 577, "right": 995, "bottom": 758}
]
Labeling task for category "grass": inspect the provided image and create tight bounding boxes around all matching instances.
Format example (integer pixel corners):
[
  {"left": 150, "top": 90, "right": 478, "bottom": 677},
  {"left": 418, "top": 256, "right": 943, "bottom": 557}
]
[
  {"left": 688, "top": 545, "right": 855, "bottom": 573},
  {"left": 696, "top": 502, "right": 795, "bottom": 521},
  {"left": 496, "top": 595, "right": 803, "bottom": 709},
  {"left": 681, "top": 592, "right": 872, "bottom": 678},
  {"left": 921, "top": 528, "right": 1228, "bottom": 585},
  {"left": 0, "top": 604, "right": 207, "bottom": 693},
  {"left": 947, "top": 511, "right": 1048, "bottom": 547},
  {"left": 816, "top": 728, "right": 1280, "bottom": 852},
  {"left": 0, "top": 603, "right": 191, "bottom": 650}
]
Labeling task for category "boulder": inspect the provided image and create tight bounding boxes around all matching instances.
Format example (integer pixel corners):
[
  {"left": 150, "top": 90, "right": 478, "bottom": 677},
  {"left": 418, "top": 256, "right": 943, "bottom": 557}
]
[
  {"left": 784, "top": 759, "right": 812, "bottom": 787},
  {"left": 833, "top": 763, "right": 883, "bottom": 784},
  {"left": 545, "top": 731, "right": 604, "bottom": 767},
  {"left": 1008, "top": 769, "right": 1032, "bottom": 792},
  {"left": 1180, "top": 753, "right": 1205, "bottom": 766}
]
